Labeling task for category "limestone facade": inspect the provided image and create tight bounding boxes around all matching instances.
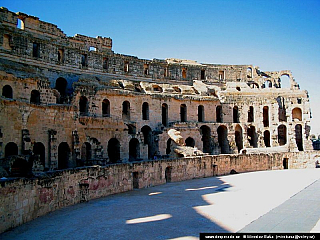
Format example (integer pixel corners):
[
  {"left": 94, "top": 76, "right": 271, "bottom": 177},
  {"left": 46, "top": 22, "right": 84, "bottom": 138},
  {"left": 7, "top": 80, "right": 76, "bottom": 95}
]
[{"left": 0, "top": 7, "right": 313, "bottom": 173}]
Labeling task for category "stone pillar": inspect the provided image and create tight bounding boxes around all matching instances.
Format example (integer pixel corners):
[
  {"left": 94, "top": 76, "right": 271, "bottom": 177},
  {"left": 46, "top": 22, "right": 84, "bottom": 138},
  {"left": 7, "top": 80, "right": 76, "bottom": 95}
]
[
  {"left": 48, "top": 129, "right": 57, "bottom": 169},
  {"left": 72, "top": 130, "right": 80, "bottom": 166}
]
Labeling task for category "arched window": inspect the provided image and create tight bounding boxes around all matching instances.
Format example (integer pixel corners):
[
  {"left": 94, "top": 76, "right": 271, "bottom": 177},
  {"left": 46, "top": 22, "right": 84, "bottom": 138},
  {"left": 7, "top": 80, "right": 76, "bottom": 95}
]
[
  {"left": 2, "top": 85, "right": 13, "bottom": 99},
  {"left": 233, "top": 106, "right": 239, "bottom": 123},
  {"left": 81, "top": 142, "right": 92, "bottom": 165},
  {"left": 122, "top": 101, "right": 130, "bottom": 121},
  {"left": 30, "top": 90, "right": 40, "bottom": 104},
  {"left": 198, "top": 105, "right": 204, "bottom": 122},
  {"left": 142, "top": 102, "right": 149, "bottom": 120},
  {"left": 292, "top": 108, "right": 302, "bottom": 121},
  {"left": 278, "top": 125, "right": 287, "bottom": 146},
  {"left": 247, "top": 67, "right": 252, "bottom": 78},
  {"left": 263, "top": 106, "right": 269, "bottom": 127},
  {"left": 182, "top": 68, "right": 187, "bottom": 79},
  {"left": 280, "top": 74, "right": 291, "bottom": 89},
  {"left": 180, "top": 104, "right": 187, "bottom": 122},
  {"left": 79, "top": 96, "right": 88, "bottom": 116},
  {"left": 216, "top": 106, "right": 222, "bottom": 123},
  {"left": 5, "top": 142, "right": 18, "bottom": 157},
  {"left": 295, "top": 124, "right": 303, "bottom": 151},
  {"left": 277, "top": 96, "right": 287, "bottom": 122},
  {"left": 217, "top": 125, "right": 229, "bottom": 154},
  {"left": 102, "top": 99, "right": 110, "bottom": 117},
  {"left": 58, "top": 142, "right": 70, "bottom": 170},
  {"left": 141, "top": 125, "right": 153, "bottom": 159},
  {"left": 200, "top": 125, "right": 211, "bottom": 154},
  {"left": 162, "top": 103, "right": 168, "bottom": 127},
  {"left": 129, "top": 138, "right": 140, "bottom": 161},
  {"left": 108, "top": 138, "right": 120, "bottom": 163}
]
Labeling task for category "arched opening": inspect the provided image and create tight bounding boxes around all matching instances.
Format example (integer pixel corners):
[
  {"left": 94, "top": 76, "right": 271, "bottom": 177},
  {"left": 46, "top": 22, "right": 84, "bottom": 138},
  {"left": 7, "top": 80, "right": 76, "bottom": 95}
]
[
  {"left": 162, "top": 103, "right": 168, "bottom": 127},
  {"left": 102, "top": 99, "right": 110, "bottom": 117},
  {"left": 33, "top": 142, "right": 45, "bottom": 167},
  {"left": 122, "top": 101, "right": 130, "bottom": 121},
  {"left": 216, "top": 105, "right": 222, "bottom": 123},
  {"left": 185, "top": 137, "right": 195, "bottom": 147},
  {"left": 141, "top": 126, "right": 153, "bottom": 159},
  {"left": 247, "top": 126, "right": 258, "bottom": 148},
  {"left": 280, "top": 74, "right": 291, "bottom": 89},
  {"left": 277, "top": 96, "right": 287, "bottom": 122},
  {"left": 30, "top": 90, "right": 40, "bottom": 104},
  {"left": 180, "top": 104, "right": 187, "bottom": 122},
  {"left": 233, "top": 106, "right": 239, "bottom": 123},
  {"left": 165, "top": 166, "right": 172, "bottom": 183},
  {"left": 264, "top": 130, "right": 271, "bottom": 147},
  {"left": 295, "top": 124, "right": 303, "bottom": 151},
  {"left": 248, "top": 106, "right": 254, "bottom": 122},
  {"left": 235, "top": 125, "right": 243, "bottom": 152},
  {"left": 108, "top": 138, "right": 120, "bottom": 163},
  {"left": 166, "top": 139, "right": 172, "bottom": 155},
  {"left": 142, "top": 102, "right": 149, "bottom": 120},
  {"left": 247, "top": 67, "right": 252, "bottom": 78},
  {"left": 81, "top": 142, "right": 91, "bottom": 165},
  {"left": 129, "top": 138, "right": 140, "bottom": 161},
  {"left": 283, "top": 158, "right": 289, "bottom": 169},
  {"left": 182, "top": 68, "right": 187, "bottom": 79},
  {"left": 5, "top": 142, "right": 18, "bottom": 158},
  {"left": 263, "top": 106, "right": 269, "bottom": 127},
  {"left": 278, "top": 125, "right": 287, "bottom": 146},
  {"left": 292, "top": 108, "right": 302, "bottom": 121},
  {"left": 2, "top": 85, "right": 13, "bottom": 99},
  {"left": 263, "top": 80, "right": 272, "bottom": 89},
  {"left": 198, "top": 105, "right": 204, "bottom": 122},
  {"left": 55, "top": 77, "right": 67, "bottom": 103},
  {"left": 200, "top": 125, "right": 211, "bottom": 154},
  {"left": 217, "top": 125, "right": 229, "bottom": 154},
  {"left": 58, "top": 142, "right": 70, "bottom": 170},
  {"left": 79, "top": 96, "right": 88, "bottom": 116}
]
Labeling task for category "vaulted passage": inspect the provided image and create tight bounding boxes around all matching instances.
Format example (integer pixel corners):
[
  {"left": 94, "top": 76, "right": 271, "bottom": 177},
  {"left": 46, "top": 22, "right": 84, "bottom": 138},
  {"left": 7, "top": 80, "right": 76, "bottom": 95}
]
[
  {"left": 295, "top": 124, "right": 303, "bottom": 151},
  {"left": 200, "top": 125, "right": 211, "bottom": 154},
  {"left": 235, "top": 125, "right": 243, "bottom": 152},
  {"left": 247, "top": 126, "right": 258, "bottom": 148},
  {"left": 58, "top": 142, "right": 70, "bottom": 170},
  {"left": 129, "top": 138, "right": 140, "bottom": 161},
  {"left": 278, "top": 125, "right": 287, "bottom": 146},
  {"left": 108, "top": 138, "right": 120, "bottom": 163},
  {"left": 217, "top": 125, "right": 229, "bottom": 154}
]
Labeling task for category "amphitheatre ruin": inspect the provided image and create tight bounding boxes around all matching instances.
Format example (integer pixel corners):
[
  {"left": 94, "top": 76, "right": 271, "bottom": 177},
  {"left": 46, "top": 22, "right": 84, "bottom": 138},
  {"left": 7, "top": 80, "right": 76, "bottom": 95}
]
[{"left": 0, "top": 7, "right": 318, "bottom": 233}]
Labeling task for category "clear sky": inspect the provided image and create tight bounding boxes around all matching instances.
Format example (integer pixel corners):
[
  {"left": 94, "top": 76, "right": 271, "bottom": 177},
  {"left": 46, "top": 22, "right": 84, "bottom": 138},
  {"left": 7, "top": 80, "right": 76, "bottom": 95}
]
[{"left": 2, "top": 0, "right": 320, "bottom": 134}]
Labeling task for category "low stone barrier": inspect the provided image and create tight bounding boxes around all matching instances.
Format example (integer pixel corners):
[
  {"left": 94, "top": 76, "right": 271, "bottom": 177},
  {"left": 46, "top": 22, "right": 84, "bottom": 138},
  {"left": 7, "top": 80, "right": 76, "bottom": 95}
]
[{"left": 0, "top": 151, "right": 318, "bottom": 233}]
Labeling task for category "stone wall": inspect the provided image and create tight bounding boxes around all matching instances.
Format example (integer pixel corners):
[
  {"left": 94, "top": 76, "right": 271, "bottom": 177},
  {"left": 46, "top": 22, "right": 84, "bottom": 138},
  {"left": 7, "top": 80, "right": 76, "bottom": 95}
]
[{"left": 1, "top": 151, "right": 318, "bottom": 233}]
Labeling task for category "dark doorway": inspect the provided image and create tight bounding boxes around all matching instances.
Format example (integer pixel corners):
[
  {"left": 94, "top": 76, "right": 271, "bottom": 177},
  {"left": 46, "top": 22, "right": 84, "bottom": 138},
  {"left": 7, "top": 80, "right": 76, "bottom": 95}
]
[
  {"left": 79, "top": 96, "right": 88, "bottom": 116},
  {"left": 102, "top": 99, "right": 110, "bottom": 117},
  {"left": 185, "top": 137, "right": 195, "bottom": 147},
  {"left": 55, "top": 77, "right": 67, "bottom": 103},
  {"left": 108, "top": 138, "right": 120, "bottom": 163},
  {"left": 58, "top": 142, "right": 70, "bottom": 169},
  {"left": 263, "top": 106, "right": 269, "bottom": 127},
  {"left": 122, "top": 101, "right": 130, "bottom": 121},
  {"left": 81, "top": 142, "right": 92, "bottom": 165},
  {"left": 283, "top": 158, "right": 289, "bottom": 169},
  {"left": 248, "top": 106, "right": 254, "bottom": 122},
  {"left": 180, "top": 104, "right": 187, "bottom": 122},
  {"left": 142, "top": 102, "right": 149, "bottom": 120},
  {"left": 235, "top": 125, "right": 243, "bottom": 152},
  {"left": 165, "top": 167, "right": 172, "bottom": 183},
  {"left": 264, "top": 130, "right": 271, "bottom": 147},
  {"left": 198, "top": 105, "right": 204, "bottom": 122},
  {"left": 133, "top": 172, "right": 139, "bottom": 189},
  {"left": 200, "top": 125, "right": 211, "bottom": 153},
  {"left": 217, "top": 125, "right": 229, "bottom": 154},
  {"left": 295, "top": 124, "right": 303, "bottom": 151},
  {"left": 5, "top": 142, "right": 18, "bottom": 157},
  {"left": 2, "top": 85, "right": 13, "bottom": 99},
  {"left": 30, "top": 90, "right": 40, "bottom": 104},
  {"left": 278, "top": 125, "right": 287, "bottom": 146},
  {"left": 166, "top": 139, "right": 172, "bottom": 155},
  {"left": 33, "top": 142, "right": 45, "bottom": 167},
  {"left": 129, "top": 138, "right": 140, "bottom": 161},
  {"left": 141, "top": 126, "right": 153, "bottom": 159},
  {"left": 247, "top": 126, "right": 258, "bottom": 148},
  {"left": 162, "top": 103, "right": 168, "bottom": 127},
  {"left": 233, "top": 106, "right": 239, "bottom": 123},
  {"left": 216, "top": 106, "right": 222, "bottom": 123}
]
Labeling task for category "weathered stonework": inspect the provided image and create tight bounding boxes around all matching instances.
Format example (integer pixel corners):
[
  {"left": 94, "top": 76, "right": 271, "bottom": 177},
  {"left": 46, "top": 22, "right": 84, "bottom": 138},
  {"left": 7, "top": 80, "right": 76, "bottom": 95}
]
[{"left": 0, "top": 7, "right": 317, "bottom": 233}]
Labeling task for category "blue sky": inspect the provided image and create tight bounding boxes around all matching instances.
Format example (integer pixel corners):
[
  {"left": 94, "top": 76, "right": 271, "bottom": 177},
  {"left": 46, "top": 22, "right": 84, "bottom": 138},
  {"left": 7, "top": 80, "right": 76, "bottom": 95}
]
[{"left": 2, "top": 0, "right": 320, "bottom": 134}]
